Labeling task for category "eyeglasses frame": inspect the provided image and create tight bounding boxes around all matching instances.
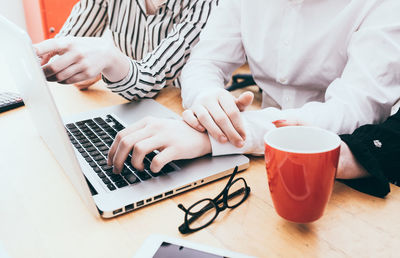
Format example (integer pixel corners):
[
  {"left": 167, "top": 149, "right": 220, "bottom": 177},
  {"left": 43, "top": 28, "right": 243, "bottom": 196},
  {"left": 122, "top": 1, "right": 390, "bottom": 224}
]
[{"left": 178, "top": 166, "right": 251, "bottom": 234}]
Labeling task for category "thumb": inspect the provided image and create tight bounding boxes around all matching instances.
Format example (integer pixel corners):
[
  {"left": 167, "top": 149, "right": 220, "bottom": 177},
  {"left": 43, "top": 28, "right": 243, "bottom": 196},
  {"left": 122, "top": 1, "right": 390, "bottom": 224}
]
[{"left": 235, "top": 91, "right": 254, "bottom": 111}]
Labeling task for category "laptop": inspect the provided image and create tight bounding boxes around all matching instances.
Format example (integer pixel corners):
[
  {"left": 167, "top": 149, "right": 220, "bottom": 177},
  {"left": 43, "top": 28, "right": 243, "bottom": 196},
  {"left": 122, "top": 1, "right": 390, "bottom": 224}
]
[{"left": 0, "top": 16, "right": 249, "bottom": 218}]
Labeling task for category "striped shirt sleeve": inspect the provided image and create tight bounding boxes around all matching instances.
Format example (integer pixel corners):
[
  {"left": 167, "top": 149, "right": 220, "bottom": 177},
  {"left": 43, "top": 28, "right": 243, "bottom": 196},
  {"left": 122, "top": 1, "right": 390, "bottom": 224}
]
[
  {"left": 57, "top": 0, "right": 108, "bottom": 38},
  {"left": 105, "top": 0, "right": 217, "bottom": 101}
]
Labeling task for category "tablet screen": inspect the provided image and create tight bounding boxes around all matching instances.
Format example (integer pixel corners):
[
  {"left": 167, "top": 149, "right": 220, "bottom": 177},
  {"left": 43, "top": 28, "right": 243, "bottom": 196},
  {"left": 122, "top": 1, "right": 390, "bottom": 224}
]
[{"left": 152, "top": 242, "right": 227, "bottom": 258}]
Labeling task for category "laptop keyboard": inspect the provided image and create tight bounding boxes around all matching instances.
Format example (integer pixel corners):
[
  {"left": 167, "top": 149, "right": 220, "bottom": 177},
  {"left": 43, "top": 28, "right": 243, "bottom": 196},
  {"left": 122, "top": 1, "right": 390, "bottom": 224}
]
[{"left": 65, "top": 114, "right": 178, "bottom": 191}]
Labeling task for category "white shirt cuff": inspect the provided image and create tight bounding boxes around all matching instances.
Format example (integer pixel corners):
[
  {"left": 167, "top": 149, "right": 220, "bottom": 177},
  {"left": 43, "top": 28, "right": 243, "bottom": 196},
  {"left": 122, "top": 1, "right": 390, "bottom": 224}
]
[
  {"left": 102, "top": 59, "right": 136, "bottom": 91},
  {"left": 209, "top": 110, "right": 278, "bottom": 156}
]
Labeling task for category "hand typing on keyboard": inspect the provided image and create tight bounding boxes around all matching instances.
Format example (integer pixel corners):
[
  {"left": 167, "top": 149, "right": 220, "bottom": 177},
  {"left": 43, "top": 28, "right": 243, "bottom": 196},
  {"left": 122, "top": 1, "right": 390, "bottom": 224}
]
[{"left": 107, "top": 116, "right": 212, "bottom": 174}]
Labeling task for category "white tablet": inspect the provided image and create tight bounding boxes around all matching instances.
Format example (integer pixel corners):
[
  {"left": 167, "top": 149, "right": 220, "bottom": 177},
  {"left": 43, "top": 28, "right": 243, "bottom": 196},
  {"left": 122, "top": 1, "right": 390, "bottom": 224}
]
[{"left": 133, "top": 234, "right": 255, "bottom": 258}]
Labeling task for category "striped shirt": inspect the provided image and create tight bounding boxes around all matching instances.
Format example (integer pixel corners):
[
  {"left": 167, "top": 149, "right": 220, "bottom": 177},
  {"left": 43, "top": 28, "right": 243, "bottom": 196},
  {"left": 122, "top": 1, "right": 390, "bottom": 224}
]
[{"left": 57, "top": 0, "right": 217, "bottom": 100}]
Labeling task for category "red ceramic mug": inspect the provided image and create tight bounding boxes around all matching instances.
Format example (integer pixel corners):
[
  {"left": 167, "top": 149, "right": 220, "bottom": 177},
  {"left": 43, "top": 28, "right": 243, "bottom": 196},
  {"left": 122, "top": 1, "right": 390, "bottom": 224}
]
[{"left": 264, "top": 126, "right": 341, "bottom": 223}]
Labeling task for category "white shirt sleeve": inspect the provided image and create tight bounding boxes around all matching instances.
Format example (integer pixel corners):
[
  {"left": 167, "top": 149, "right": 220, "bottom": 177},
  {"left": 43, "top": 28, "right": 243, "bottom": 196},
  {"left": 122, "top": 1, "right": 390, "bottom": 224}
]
[{"left": 180, "top": 0, "right": 246, "bottom": 109}]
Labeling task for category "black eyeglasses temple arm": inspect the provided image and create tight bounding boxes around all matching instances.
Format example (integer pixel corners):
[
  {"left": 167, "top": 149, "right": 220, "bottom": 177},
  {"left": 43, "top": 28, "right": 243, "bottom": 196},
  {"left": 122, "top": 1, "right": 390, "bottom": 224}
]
[
  {"left": 214, "top": 185, "right": 250, "bottom": 206},
  {"left": 214, "top": 166, "right": 240, "bottom": 200}
]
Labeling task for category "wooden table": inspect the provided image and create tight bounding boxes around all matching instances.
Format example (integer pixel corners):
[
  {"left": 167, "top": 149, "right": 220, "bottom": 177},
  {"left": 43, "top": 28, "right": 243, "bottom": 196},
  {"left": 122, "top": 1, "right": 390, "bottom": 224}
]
[{"left": 1, "top": 70, "right": 399, "bottom": 258}]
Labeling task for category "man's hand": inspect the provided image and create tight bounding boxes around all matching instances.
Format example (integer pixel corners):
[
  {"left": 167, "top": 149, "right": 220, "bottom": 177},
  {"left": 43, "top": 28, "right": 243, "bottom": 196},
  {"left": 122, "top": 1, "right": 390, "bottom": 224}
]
[
  {"left": 182, "top": 88, "right": 254, "bottom": 148},
  {"left": 107, "top": 116, "right": 212, "bottom": 174},
  {"left": 34, "top": 37, "right": 129, "bottom": 85}
]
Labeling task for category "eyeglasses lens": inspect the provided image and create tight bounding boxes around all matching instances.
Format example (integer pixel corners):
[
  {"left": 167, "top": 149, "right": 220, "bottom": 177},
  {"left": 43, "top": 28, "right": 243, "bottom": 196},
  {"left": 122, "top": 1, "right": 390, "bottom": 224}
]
[
  {"left": 187, "top": 199, "right": 217, "bottom": 231},
  {"left": 226, "top": 178, "right": 247, "bottom": 208}
]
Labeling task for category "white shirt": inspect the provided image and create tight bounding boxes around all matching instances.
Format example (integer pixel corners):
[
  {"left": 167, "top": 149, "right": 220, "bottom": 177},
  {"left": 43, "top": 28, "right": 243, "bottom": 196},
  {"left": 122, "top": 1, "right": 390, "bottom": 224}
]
[{"left": 181, "top": 0, "right": 400, "bottom": 156}]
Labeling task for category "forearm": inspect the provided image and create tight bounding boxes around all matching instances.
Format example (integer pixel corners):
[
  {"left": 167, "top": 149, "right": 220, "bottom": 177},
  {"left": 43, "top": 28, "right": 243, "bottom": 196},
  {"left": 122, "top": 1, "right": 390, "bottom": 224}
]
[
  {"left": 103, "top": 30, "right": 204, "bottom": 100},
  {"left": 280, "top": 83, "right": 397, "bottom": 135},
  {"left": 103, "top": 57, "right": 179, "bottom": 101}
]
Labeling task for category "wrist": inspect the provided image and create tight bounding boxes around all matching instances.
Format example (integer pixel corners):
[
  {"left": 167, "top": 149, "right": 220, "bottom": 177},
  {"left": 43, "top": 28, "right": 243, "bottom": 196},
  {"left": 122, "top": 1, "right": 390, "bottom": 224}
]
[
  {"left": 200, "top": 132, "right": 212, "bottom": 155},
  {"left": 102, "top": 46, "right": 130, "bottom": 82},
  {"left": 336, "top": 141, "right": 370, "bottom": 179}
]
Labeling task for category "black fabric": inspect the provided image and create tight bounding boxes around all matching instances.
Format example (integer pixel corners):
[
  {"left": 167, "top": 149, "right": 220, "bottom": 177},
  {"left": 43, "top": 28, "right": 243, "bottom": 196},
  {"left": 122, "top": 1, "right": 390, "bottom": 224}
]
[{"left": 339, "top": 109, "right": 400, "bottom": 198}]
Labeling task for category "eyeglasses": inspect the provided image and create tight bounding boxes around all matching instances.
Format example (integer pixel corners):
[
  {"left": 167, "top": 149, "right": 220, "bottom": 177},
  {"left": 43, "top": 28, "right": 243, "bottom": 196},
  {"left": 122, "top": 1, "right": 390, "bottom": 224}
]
[{"left": 177, "top": 166, "right": 251, "bottom": 234}]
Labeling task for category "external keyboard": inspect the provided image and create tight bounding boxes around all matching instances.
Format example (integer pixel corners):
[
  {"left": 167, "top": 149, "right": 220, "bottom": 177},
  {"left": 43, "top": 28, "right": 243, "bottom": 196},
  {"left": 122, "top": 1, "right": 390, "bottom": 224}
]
[{"left": 0, "top": 92, "right": 24, "bottom": 113}]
